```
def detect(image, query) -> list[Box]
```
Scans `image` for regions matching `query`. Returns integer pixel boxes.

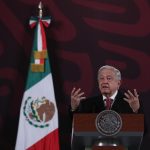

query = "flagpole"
[38,1,43,18]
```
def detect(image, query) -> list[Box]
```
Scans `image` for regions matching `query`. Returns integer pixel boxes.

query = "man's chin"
[101,91,111,95]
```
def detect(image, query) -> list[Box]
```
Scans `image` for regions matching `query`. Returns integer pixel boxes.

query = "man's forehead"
[100,69,115,75]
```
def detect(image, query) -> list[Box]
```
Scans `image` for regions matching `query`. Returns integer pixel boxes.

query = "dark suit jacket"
[75,90,133,114]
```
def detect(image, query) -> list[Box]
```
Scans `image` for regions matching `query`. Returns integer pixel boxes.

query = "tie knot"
[104,98,112,101]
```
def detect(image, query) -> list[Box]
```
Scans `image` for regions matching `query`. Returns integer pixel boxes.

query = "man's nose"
[104,77,109,82]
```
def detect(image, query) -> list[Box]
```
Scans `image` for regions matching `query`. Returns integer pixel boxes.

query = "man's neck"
[103,90,118,99]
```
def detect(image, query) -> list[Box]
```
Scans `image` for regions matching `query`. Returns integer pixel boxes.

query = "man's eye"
[107,77,112,81]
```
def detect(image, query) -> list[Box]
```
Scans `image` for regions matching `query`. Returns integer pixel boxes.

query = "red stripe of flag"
[27,129,60,150]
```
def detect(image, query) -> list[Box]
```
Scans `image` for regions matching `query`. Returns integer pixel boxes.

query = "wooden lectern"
[71,113,144,150]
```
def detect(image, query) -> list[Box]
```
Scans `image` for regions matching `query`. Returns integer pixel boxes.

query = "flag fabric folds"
[15,16,60,150]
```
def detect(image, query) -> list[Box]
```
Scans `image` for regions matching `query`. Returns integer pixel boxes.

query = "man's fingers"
[124,92,130,99]
[124,89,139,99]
[77,92,85,97]
[74,93,86,102]
[71,87,81,96]
[71,87,76,94]
[124,89,139,104]
[71,87,86,101]
[127,90,135,98]
[71,87,85,97]
[71,87,86,110]
[79,96,86,101]
[73,88,82,97]
[123,98,129,102]
[134,89,139,97]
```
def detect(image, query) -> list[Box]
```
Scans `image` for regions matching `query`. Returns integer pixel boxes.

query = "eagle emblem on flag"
[23,97,55,128]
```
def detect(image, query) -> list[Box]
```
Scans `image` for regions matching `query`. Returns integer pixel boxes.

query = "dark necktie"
[105,98,112,110]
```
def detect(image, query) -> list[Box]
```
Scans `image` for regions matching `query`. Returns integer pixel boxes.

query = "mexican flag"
[15,16,60,150]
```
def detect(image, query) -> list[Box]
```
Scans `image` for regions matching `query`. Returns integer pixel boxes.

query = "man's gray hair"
[98,65,121,81]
